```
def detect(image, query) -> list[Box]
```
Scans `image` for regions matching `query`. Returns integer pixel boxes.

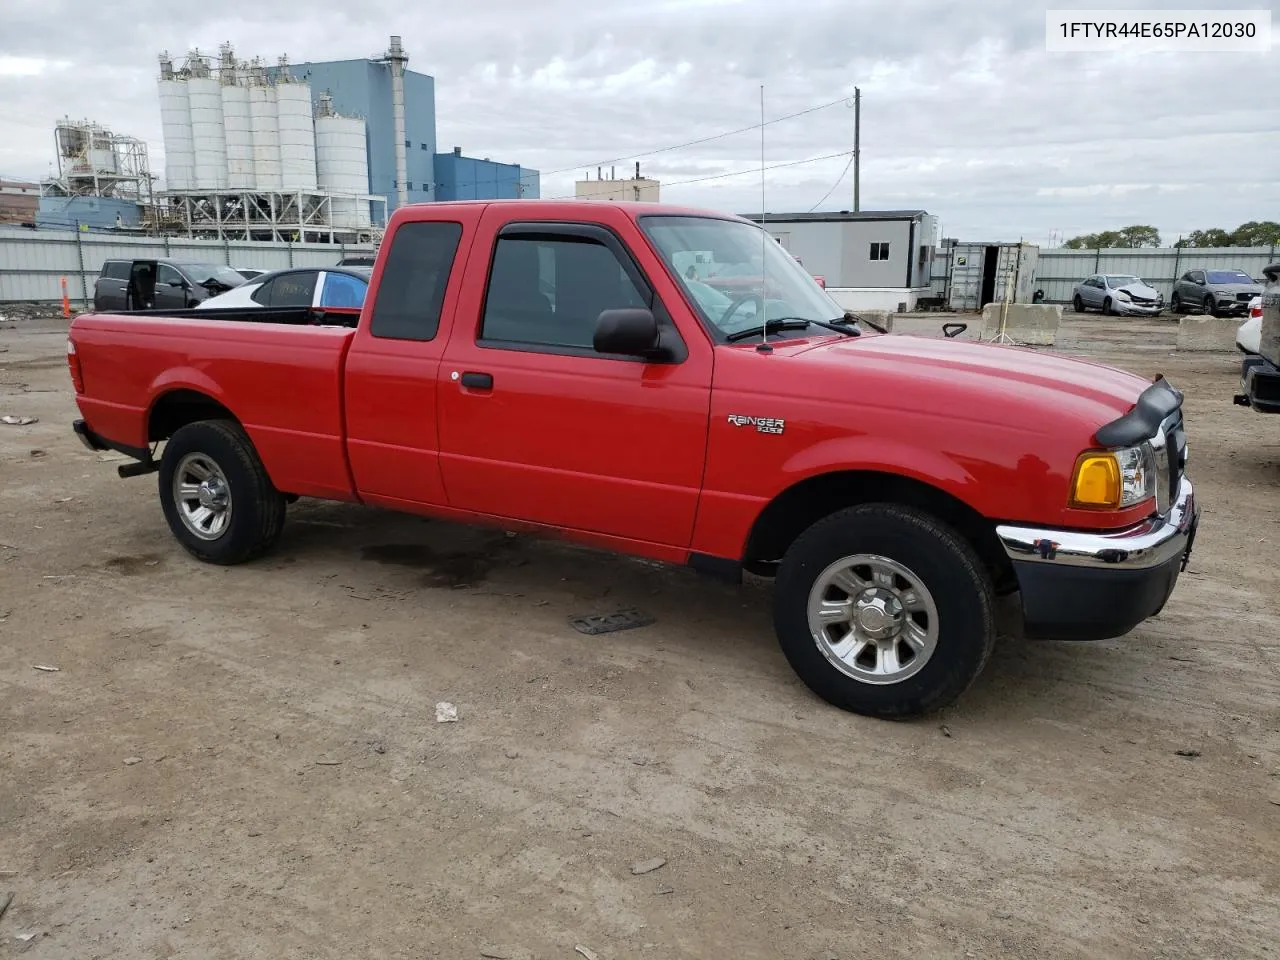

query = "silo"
[315,107,370,228]
[276,81,317,191]
[187,75,228,190]
[248,81,281,190]
[157,78,195,191]
[221,82,254,189]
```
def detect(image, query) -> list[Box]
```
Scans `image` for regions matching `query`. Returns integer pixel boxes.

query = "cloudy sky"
[1,0,1276,244]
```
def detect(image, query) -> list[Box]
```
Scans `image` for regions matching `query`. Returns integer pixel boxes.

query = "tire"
[158,419,286,565]
[1203,296,1216,317]
[1170,293,1181,313]
[773,504,995,719]
[1102,297,1113,315]
[1072,293,1084,313]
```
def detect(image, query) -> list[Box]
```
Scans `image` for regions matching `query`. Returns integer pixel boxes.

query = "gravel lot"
[1,311,1278,960]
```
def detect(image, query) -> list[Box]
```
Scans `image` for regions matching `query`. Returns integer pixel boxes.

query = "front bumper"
[1114,301,1163,316]
[1213,301,1250,316]
[996,476,1199,641]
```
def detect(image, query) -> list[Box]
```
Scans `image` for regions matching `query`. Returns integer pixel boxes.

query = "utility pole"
[853,87,861,213]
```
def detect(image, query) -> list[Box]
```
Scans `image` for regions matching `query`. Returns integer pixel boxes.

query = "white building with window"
[741,210,939,311]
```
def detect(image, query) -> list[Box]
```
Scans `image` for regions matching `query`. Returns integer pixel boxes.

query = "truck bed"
[71,311,359,501]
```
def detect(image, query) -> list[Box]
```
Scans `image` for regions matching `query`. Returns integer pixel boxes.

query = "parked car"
[1170,268,1262,317]
[197,267,371,316]
[93,259,246,312]
[67,199,1199,720]
[1236,296,1263,354]
[336,254,376,267]
[1071,274,1163,316]
[235,268,266,281]
[1234,265,1280,414]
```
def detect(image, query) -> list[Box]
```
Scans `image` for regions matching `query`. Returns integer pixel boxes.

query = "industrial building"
[150,36,539,242]
[743,210,940,311]
[280,44,538,207]
[575,164,660,202]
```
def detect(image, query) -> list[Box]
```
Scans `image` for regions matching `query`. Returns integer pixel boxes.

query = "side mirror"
[594,308,660,357]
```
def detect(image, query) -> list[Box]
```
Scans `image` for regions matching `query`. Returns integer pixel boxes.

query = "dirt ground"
[1,310,1278,960]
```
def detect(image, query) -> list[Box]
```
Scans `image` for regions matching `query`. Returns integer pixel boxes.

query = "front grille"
[1237,292,1254,302]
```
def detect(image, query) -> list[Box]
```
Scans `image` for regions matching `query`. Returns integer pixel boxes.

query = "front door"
[436,211,713,548]
[153,264,190,309]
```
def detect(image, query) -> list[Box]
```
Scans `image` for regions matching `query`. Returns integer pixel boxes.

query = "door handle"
[459,371,494,390]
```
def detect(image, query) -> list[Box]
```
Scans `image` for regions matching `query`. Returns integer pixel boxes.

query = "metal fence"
[1026,246,1277,304]
[0,227,375,305]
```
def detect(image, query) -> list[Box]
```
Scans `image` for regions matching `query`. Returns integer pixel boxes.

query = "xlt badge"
[727,414,785,435]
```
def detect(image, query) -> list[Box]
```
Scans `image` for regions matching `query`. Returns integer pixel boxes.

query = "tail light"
[67,338,84,393]
[1250,302,1263,320]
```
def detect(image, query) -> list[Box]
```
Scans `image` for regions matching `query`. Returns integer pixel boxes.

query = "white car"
[1237,295,1263,354]
[197,266,371,313]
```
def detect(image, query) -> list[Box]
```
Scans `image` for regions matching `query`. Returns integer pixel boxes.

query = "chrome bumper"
[996,476,1197,571]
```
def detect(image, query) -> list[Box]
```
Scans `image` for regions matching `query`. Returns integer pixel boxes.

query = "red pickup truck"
[67,200,1199,719]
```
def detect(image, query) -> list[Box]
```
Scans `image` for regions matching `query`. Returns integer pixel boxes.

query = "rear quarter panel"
[70,314,357,500]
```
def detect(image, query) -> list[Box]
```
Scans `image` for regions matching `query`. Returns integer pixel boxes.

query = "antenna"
[758,84,771,354]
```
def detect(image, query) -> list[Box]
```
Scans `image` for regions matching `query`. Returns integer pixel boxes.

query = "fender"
[776,435,985,512]
[147,366,234,420]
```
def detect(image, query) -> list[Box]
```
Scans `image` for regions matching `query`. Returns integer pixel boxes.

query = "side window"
[268,271,318,307]
[480,236,648,350]
[369,221,464,341]
[1190,270,1205,284]
[102,261,130,280]
[250,279,274,306]
[156,264,183,286]
[320,272,367,309]
[869,242,890,261]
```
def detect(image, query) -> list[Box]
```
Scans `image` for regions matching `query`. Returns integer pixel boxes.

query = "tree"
[1178,228,1233,248]
[1229,221,1280,247]
[1064,225,1161,249]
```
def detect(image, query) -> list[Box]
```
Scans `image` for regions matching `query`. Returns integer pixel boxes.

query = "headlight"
[1115,290,1132,301]
[1070,444,1157,509]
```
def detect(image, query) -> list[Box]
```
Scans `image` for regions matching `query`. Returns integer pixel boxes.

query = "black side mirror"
[594,308,660,358]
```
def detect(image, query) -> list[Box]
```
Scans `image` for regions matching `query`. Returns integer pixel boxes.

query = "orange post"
[60,277,71,318]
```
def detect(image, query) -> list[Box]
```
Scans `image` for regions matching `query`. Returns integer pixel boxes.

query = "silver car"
[1171,268,1263,317]
[1071,273,1164,316]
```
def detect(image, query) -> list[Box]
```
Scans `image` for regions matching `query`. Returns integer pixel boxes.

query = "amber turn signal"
[1070,452,1121,509]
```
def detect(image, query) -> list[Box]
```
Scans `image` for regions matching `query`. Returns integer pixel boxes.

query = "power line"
[807,150,856,212]
[538,92,855,177]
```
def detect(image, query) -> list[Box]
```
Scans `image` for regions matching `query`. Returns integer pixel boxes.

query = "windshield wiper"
[724,316,860,343]
[833,310,888,334]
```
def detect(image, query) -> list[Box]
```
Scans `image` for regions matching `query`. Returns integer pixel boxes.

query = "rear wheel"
[158,419,286,565]
[773,504,995,719]
[1072,293,1084,313]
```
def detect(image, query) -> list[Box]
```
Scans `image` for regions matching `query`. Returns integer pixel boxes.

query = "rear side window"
[101,261,130,280]
[268,272,318,307]
[369,221,464,341]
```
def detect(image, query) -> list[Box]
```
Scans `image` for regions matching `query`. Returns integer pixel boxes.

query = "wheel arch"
[147,388,241,444]
[743,469,1015,592]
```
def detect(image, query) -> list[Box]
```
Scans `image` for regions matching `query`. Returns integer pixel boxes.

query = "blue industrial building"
[281,56,538,219]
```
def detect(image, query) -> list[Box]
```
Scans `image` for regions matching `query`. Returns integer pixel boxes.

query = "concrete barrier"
[851,309,893,333]
[1176,315,1241,352]
[979,303,1061,346]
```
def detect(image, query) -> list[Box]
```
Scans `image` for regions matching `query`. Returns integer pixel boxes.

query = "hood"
[1117,282,1159,299]
[789,333,1151,439]
[1212,282,1263,294]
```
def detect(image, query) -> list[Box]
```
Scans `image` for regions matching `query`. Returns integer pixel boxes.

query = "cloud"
[1,0,1277,244]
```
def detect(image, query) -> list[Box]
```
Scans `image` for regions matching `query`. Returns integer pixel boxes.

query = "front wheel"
[1102,297,1113,315]
[1170,293,1182,313]
[773,504,995,719]
[158,419,286,564]
[1203,296,1216,317]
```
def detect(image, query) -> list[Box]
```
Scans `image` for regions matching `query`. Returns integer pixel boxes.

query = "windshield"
[176,263,246,288]
[1106,275,1142,287]
[1207,270,1254,285]
[639,215,843,338]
